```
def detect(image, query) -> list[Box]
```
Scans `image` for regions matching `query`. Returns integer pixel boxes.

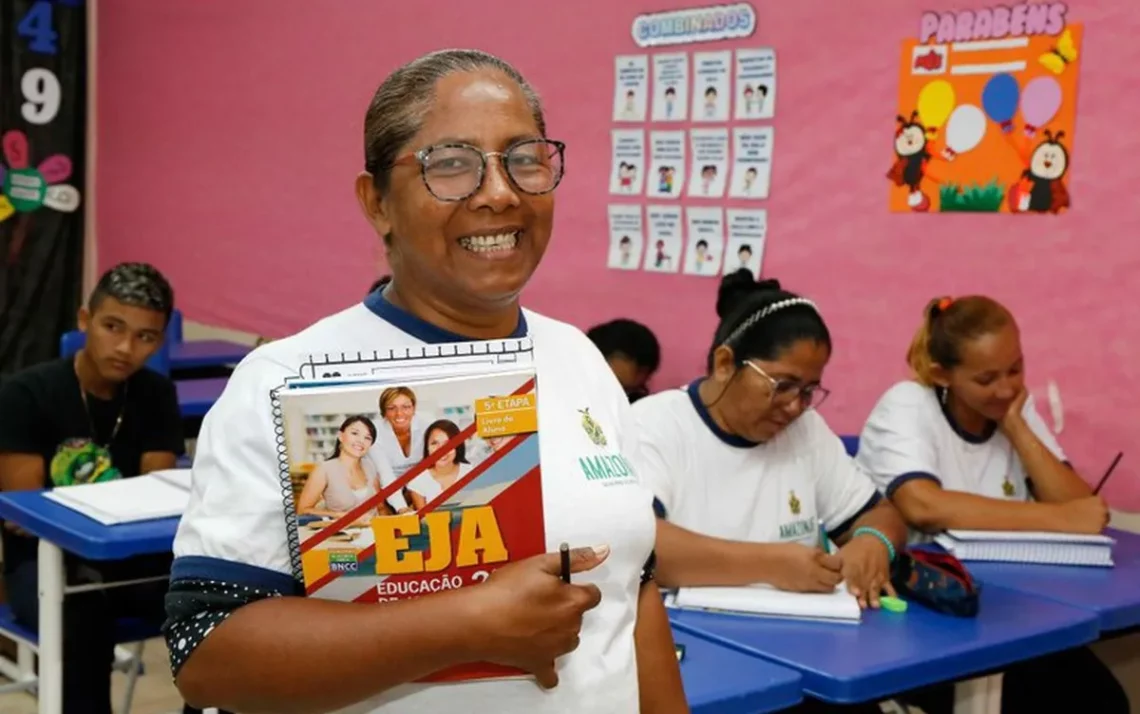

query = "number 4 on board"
[18,1,59,56]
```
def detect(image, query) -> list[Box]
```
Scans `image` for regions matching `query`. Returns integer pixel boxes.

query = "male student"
[586,318,661,403]
[0,263,204,714]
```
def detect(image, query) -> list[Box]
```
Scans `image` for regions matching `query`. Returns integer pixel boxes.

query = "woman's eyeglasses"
[745,361,830,410]
[394,139,566,202]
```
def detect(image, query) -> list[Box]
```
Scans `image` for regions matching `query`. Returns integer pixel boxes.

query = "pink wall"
[97,1,1140,508]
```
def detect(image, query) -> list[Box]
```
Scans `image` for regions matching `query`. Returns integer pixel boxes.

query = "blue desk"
[0,491,181,714]
[0,490,179,561]
[176,377,228,417]
[169,339,250,371]
[960,529,1140,633]
[674,629,802,713]
[670,584,1098,704]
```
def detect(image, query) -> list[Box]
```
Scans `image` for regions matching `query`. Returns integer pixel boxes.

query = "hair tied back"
[931,296,953,320]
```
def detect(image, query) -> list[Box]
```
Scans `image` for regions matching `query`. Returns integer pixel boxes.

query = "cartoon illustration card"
[888,6,1081,214]
[687,128,729,198]
[683,207,725,277]
[613,55,649,122]
[651,52,689,122]
[606,205,645,271]
[643,205,683,274]
[609,129,645,195]
[725,209,767,278]
[647,131,686,199]
[734,49,776,120]
[691,51,731,122]
[728,127,773,199]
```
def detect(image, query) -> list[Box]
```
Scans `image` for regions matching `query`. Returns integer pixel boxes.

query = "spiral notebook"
[934,529,1115,567]
[667,583,862,623]
[273,338,545,683]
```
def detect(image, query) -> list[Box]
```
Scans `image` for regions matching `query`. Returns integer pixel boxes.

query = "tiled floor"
[0,637,186,714]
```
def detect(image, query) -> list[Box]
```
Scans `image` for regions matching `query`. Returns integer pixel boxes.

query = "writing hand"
[1054,496,1109,535]
[768,543,843,593]
[474,545,609,689]
[838,535,895,609]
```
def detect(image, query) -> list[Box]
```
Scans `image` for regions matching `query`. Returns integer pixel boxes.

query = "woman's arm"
[176,589,485,713]
[833,499,907,551]
[296,468,330,515]
[1002,402,1091,502]
[407,489,428,511]
[891,478,1068,532]
[654,519,835,591]
[634,581,688,714]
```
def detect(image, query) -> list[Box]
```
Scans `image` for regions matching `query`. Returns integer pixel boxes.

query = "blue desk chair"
[0,604,150,711]
[840,435,860,457]
[59,331,171,377]
[167,309,184,344]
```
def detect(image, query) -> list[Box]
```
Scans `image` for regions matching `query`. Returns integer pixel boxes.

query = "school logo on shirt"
[779,490,815,541]
[789,490,801,516]
[50,438,121,487]
[579,408,608,447]
[577,454,637,486]
[1002,480,1015,498]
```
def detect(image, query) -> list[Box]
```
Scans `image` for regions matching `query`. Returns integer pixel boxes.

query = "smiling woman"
[163,49,685,714]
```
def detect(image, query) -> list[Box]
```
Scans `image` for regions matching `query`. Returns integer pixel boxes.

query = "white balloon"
[944,104,986,154]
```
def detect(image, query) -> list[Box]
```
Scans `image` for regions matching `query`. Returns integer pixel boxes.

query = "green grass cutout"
[939,179,1005,212]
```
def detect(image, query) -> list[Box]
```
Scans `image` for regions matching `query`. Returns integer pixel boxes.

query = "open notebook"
[45,469,191,526]
[935,529,1115,567]
[667,583,861,623]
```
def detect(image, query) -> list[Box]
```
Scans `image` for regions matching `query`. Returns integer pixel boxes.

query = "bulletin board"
[889,5,1081,214]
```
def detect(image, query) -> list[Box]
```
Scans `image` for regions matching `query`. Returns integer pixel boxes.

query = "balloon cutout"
[1020,76,1062,137]
[982,73,1020,133]
[942,104,987,160]
[916,80,955,131]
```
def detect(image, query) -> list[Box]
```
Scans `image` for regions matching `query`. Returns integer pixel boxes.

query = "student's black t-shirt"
[0,358,185,573]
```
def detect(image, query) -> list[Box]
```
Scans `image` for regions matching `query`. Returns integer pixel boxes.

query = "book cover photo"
[276,368,545,682]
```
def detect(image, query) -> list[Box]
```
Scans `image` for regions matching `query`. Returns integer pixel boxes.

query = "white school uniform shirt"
[172,292,655,714]
[631,381,880,547]
[856,381,1066,540]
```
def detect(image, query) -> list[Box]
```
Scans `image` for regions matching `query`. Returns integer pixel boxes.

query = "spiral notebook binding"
[270,383,305,584]
[294,338,535,382]
[272,337,536,584]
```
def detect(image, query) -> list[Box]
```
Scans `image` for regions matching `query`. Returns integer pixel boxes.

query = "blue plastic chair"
[59,331,171,377]
[0,603,150,709]
[840,435,860,457]
[166,308,184,344]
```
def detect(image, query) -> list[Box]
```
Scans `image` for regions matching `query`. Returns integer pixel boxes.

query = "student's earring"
[940,387,948,405]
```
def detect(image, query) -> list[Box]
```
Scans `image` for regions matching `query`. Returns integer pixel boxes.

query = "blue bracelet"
[853,526,896,562]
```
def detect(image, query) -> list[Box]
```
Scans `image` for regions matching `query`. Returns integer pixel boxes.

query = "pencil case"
[890,548,980,618]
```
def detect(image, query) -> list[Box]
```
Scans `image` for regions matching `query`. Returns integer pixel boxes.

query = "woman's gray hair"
[363,49,546,193]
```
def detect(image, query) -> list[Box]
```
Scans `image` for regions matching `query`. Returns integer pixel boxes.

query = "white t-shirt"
[857,380,1066,509]
[172,294,655,714]
[409,463,474,502]
[631,381,880,547]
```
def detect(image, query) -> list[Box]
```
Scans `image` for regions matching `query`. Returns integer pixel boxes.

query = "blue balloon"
[982,73,1020,124]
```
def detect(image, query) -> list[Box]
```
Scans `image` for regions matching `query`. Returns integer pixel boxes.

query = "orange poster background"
[889,23,1082,214]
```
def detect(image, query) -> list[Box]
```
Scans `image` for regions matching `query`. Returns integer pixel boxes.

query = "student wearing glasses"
[633,271,907,616]
[165,49,684,714]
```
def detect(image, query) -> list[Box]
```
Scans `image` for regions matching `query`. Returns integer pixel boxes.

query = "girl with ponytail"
[857,295,1127,714]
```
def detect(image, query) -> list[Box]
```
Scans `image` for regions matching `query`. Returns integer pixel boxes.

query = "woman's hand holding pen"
[472,544,610,689]
[767,543,843,593]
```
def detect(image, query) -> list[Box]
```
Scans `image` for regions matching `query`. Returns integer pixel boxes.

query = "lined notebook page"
[45,469,192,526]
[670,583,861,623]
[936,529,1115,567]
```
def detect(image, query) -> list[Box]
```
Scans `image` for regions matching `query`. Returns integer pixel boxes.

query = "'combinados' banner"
[631,3,756,48]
